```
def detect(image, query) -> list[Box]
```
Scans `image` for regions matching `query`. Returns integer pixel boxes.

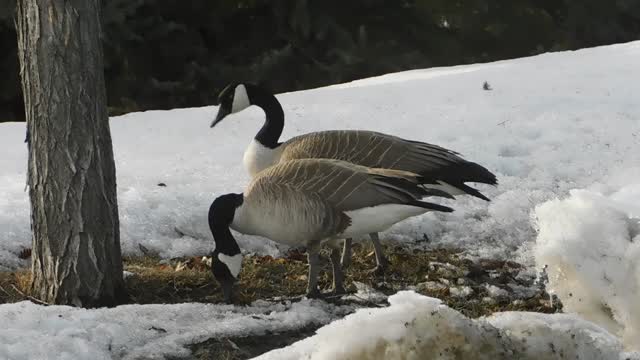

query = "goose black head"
[211,83,255,128]
[208,193,244,304]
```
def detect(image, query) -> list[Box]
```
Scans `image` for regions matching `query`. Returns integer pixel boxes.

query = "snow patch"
[534,185,640,351]
[1,42,639,268]
[0,299,352,360]
[256,291,636,360]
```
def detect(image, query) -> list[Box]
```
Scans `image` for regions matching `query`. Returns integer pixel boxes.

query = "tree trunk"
[16,0,127,307]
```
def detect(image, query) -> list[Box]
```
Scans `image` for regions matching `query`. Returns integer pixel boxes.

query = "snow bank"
[534,185,640,351]
[256,291,636,360]
[0,299,352,360]
[1,41,640,269]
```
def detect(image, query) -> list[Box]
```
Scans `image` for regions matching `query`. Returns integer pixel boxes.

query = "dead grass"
[1,244,560,317]
[0,244,562,359]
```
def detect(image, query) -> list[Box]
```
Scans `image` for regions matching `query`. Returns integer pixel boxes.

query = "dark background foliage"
[0,0,639,122]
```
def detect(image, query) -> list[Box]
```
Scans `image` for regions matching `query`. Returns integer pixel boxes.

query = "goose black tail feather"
[408,200,454,213]
[422,188,456,199]
[448,182,491,202]
[371,176,423,198]
[456,161,498,186]
[416,161,497,188]
[373,176,451,200]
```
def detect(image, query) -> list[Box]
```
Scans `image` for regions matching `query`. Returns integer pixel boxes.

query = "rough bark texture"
[16,0,127,307]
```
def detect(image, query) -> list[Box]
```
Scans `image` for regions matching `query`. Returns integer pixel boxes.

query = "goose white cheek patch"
[218,253,243,278]
[231,84,251,113]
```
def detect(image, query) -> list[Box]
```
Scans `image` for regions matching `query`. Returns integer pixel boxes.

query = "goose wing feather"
[279,130,496,186]
[254,159,441,212]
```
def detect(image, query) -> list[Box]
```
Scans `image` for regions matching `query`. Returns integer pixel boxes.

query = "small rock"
[201,256,212,267]
[122,271,135,279]
[450,286,474,298]
[482,297,496,305]
[436,268,456,278]
[439,278,450,285]
[18,248,32,260]
[175,261,189,272]
[342,281,387,303]
[376,281,392,290]
[506,283,540,299]
[485,284,509,298]
[429,262,463,278]
[457,278,466,285]
[431,261,458,270]
[138,244,152,256]
[416,281,448,292]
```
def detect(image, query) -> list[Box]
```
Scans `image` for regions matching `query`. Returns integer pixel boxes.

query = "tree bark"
[16,0,127,307]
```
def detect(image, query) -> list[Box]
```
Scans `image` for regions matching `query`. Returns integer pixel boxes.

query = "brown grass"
[0,244,562,360]
[1,244,560,317]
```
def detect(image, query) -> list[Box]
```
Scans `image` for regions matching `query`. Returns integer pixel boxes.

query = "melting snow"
[0,41,639,358]
[257,291,639,360]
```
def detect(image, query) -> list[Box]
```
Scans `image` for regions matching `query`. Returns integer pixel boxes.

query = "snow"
[534,186,640,351]
[257,291,638,360]
[0,298,353,360]
[0,41,639,358]
[1,42,639,270]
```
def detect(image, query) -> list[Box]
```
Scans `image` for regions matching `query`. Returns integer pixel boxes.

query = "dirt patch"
[168,325,318,360]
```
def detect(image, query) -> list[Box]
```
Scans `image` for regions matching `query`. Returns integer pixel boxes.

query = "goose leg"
[306,250,321,298]
[330,247,346,295]
[341,238,353,269]
[368,232,389,274]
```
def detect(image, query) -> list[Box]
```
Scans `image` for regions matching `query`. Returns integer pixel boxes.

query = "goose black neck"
[208,194,242,256]
[211,227,240,256]
[250,86,284,149]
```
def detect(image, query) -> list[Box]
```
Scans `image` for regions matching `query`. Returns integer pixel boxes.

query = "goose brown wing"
[254,159,450,212]
[281,130,495,183]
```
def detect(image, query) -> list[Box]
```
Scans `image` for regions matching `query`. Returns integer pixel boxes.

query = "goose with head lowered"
[211,83,497,273]
[208,158,454,303]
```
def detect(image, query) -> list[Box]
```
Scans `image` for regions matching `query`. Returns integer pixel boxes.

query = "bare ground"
[0,243,561,359]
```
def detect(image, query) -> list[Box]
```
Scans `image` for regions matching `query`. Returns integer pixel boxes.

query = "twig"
[0,285,12,298]
[264,294,305,303]
[10,284,50,306]
[347,293,386,308]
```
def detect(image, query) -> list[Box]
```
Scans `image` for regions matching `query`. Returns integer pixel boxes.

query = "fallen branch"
[10,284,50,306]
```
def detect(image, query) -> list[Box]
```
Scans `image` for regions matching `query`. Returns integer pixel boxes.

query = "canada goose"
[211,83,497,272]
[209,158,454,303]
